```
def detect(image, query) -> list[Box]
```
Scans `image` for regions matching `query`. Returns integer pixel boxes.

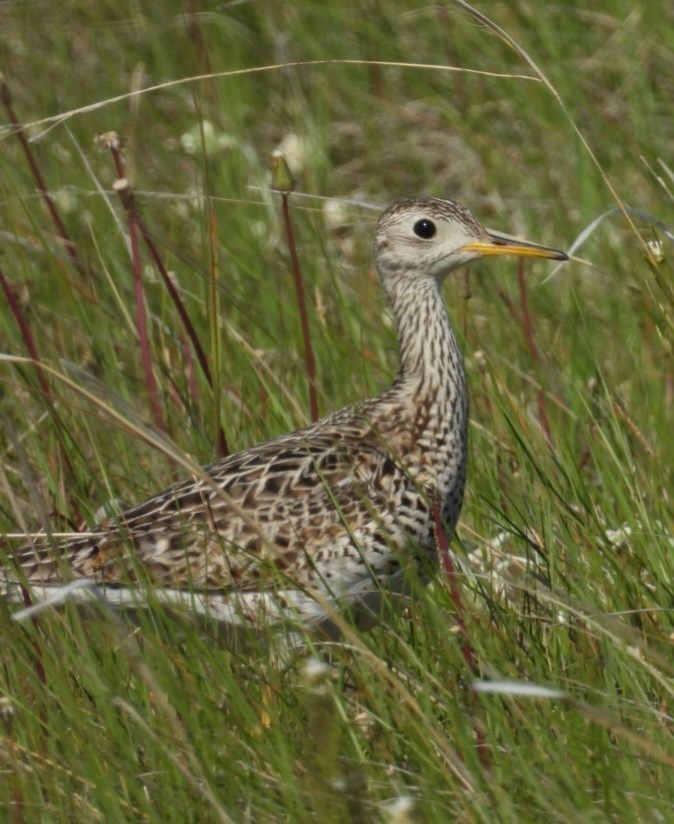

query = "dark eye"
[413,218,436,239]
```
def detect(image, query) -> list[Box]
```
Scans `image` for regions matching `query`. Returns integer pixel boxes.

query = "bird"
[1,197,567,637]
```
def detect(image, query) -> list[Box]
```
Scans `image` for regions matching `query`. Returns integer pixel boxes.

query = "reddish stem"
[180,331,199,414]
[433,504,490,768]
[114,179,167,434]
[280,193,319,422]
[0,266,80,515]
[20,587,47,690]
[105,139,228,455]
[109,143,126,179]
[0,266,50,399]
[517,261,553,448]
[497,275,553,449]
[0,77,86,278]
[496,287,519,326]
[139,219,215,386]
[434,504,476,672]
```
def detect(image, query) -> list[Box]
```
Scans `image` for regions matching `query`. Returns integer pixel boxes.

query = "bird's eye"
[413,219,436,239]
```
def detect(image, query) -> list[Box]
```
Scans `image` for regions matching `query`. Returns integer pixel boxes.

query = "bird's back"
[4,392,447,630]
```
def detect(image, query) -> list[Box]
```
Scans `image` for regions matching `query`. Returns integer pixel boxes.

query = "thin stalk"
[433,504,490,769]
[100,134,228,455]
[0,266,79,512]
[112,179,167,435]
[207,196,227,457]
[517,260,553,448]
[180,331,199,415]
[498,272,554,449]
[279,191,319,422]
[0,76,86,278]
[0,266,50,400]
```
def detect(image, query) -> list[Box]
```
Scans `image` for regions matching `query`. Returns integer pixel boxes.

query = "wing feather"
[8,422,406,594]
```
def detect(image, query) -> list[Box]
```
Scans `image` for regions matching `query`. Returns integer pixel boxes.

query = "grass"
[1,0,674,820]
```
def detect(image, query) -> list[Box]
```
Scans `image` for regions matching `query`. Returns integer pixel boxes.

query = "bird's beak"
[461,230,568,261]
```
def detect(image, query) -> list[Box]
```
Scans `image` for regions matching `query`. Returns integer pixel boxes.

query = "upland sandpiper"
[2,197,567,634]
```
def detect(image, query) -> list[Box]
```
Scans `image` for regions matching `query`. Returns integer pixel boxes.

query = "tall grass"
[1,1,674,820]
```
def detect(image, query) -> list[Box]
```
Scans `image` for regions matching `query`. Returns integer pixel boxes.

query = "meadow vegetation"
[1,1,674,820]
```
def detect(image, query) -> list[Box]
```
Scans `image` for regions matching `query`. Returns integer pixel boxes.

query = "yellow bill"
[462,230,568,261]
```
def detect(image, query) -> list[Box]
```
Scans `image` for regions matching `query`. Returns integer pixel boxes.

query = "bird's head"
[374,197,567,283]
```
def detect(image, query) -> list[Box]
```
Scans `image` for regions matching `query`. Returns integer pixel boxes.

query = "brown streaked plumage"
[2,197,567,634]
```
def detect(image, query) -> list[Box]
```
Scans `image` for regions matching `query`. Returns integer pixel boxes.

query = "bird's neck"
[378,272,468,522]
[385,274,466,407]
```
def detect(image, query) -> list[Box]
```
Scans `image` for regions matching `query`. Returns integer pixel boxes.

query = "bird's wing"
[8,426,402,593]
